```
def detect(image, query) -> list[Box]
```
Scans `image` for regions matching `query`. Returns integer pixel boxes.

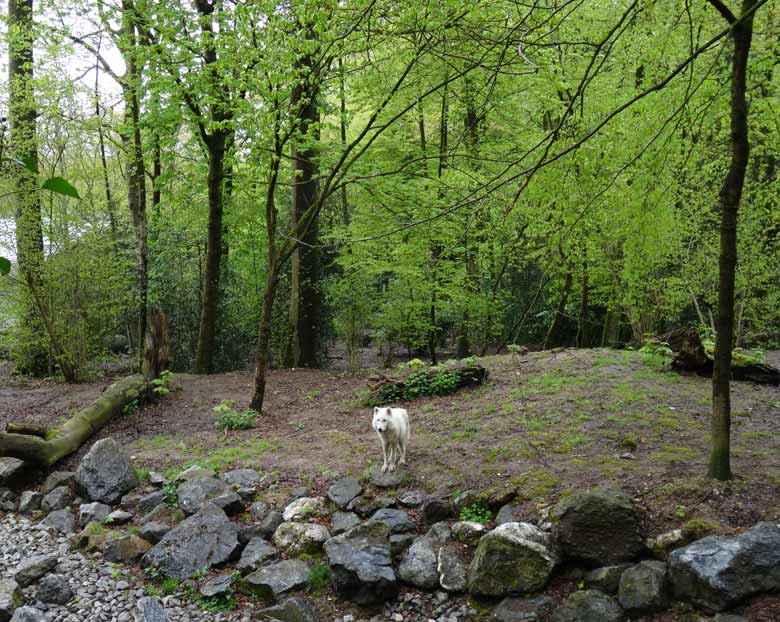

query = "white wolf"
[372,406,410,473]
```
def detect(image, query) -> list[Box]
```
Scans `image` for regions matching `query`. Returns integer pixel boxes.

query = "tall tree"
[707,0,759,481]
[285,15,323,369]
[8,0,48,375]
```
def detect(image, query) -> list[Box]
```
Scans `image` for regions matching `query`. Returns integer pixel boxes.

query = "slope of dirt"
[4,348,779,535]
[3,348,780,620]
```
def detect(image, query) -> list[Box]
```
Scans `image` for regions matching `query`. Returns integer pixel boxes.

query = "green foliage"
[122,399,140,417]
[152,370,174,396]
[212,400,257,432]
[163,481,179,509]
[308,562,332,592]
[459,502,492,525]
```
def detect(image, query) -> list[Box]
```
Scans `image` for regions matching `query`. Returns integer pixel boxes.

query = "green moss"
[682,518,721,539]
[511,470,561,501]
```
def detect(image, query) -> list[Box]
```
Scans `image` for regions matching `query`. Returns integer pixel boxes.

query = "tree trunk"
[250,266,280,412]
[544,269,573,349]
[195,130,228,374]
[8,0,48,376]
[708,0,757,481]
[577,256,590,347]
[119,0,148,371]
[286,44,322,369]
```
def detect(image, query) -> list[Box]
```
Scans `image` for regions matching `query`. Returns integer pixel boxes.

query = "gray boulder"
[75,439,138,504]
[273,522,331,555]
[106,510,133,525]
[258,596,320,622]
[79,502,111,528]
[331,512,361,535]
[369,464,406,488]
[0,458,26,489]
[390,534,416,558]
[245,559,310,600]
[420,497,453,524]
[141,503,239,579]
[102,534,151,563]
[282,497,329,522]
[222,468,264,488]
[174,465,213,482]
[139,521,170,545]
[398,490,426,507]
[42,471,74,494]
[41,486,73,513]
[618,560,669,615]
[492,595,556,622]
[438,544,467,592]
[38,509,76,534]
[9,608,46,622]
[550,488,643,565]
[199,573,234,597]
[236,537,278,573]
[346,496,383,517]
[222,469,264,500]
[0,579,23,622]
[584,564,632,595]
[14,554,58,587]
[452,521,487,545]
[398,535,439,590]
[370,508,415,534]
[0,489,14,512]
[668,522,780,611]
[35,574,72,605]
[177,477,243,515]
[496,504,523,526]
[327,477,362,508]
[324,520,397,604]
[552,590,624,622]
[138,491,167,515]
[17,491,42,514]
[259,511,285,538]
[467,522,558,596]
[136,596,168,622]
[249,501,270,522]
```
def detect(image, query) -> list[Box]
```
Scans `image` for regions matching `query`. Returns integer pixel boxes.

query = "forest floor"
[2,348,780,620]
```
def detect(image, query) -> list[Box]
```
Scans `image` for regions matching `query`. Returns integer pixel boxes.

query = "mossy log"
[0,374,149,467]
[367,362,489,405]
[1,307,170,467]
[667,327,779,386]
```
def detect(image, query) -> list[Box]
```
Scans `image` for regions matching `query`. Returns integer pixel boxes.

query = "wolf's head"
[372,406,393,433]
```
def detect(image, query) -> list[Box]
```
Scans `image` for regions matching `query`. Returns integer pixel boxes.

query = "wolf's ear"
[373,407,379,415]
[386,407,393,416]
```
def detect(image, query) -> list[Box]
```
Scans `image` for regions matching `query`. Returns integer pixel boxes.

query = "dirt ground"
[2,348,780,620]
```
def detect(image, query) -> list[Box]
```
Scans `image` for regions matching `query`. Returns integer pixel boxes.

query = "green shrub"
[152,370,174,396]
[308,562,332,592]
[212,399,257,431]
[459,502,492,525]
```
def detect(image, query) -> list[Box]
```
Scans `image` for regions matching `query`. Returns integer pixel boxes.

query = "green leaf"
[11,156,39,174]
[0,257,10,276]
[41,176,80,199]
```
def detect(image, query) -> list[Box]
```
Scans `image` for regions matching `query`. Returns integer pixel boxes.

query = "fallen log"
[366,361,489,405]
[0,306,171,467]
[0,374,149,466]
[665,327,779,386]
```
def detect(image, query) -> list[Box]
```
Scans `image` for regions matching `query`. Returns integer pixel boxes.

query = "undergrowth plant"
[459,502,492,525]
[212,399,257,432]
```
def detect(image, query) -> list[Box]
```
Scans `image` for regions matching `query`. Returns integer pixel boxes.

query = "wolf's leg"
[399,434,408,465]
[387,443,397,471]
[380,435,389,473]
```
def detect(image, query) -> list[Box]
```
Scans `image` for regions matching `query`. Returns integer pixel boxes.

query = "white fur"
[372,406,410,473]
